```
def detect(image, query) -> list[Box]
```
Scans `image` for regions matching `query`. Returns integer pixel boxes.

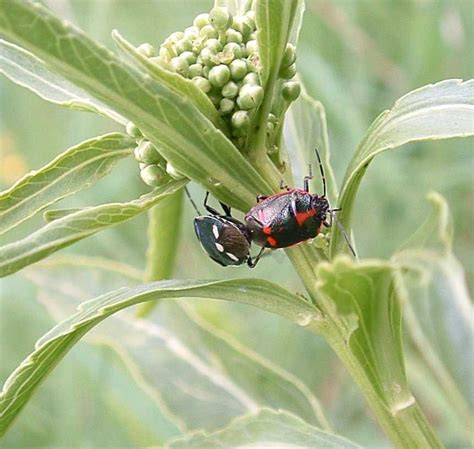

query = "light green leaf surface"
[332,79,474,255]
[284,86,338,204]
[394,193,473,436]
[0,133,134,237]
[256,0,300,86]
[0,180,186,278]
[26,256,330,431]
[166,408,362,449]
[0,276,319,437]
[0,0,270,210]
[0,39,126,124]
[316,258,411,414]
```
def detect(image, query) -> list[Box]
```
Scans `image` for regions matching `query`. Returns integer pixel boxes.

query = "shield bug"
[188,190,265,267]
[245,149,356,256]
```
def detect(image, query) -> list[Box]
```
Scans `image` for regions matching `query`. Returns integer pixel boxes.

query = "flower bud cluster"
[150,7,267,146]
[127,123,184,187]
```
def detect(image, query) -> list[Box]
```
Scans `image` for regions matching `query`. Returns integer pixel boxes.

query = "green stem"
[286,244,443,449]
[136,188,183,317]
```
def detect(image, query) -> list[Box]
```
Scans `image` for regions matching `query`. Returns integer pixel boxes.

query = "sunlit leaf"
[0,39,126,124]
[166,408,362,449]
[0,133,134,237]
[0,276,320,436]
[0,180,186,277]
[332,79,474,256]
[0,0,271,210]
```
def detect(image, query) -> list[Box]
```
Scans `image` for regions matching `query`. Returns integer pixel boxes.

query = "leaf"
[332,79,474,256]
[393,193,473,437]
[111,30,227,133]
[0,39,126,124]
[27,257,330,431]
[0,0,271,210]
[0,277,320,437]
[0,179,186,278]
[0,133,134,236]
[316,257,414,415]
[284,85,338,204]
[166,408,362,449]
[256,1,301,86]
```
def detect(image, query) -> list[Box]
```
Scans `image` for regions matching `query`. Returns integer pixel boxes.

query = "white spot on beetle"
[215,243,224,252]
[212,224,219,239]
[226,252,239,261]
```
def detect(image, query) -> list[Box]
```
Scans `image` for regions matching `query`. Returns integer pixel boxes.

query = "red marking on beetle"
[263,226,272,235]
[267,236,278,247]
[295,209,316,226]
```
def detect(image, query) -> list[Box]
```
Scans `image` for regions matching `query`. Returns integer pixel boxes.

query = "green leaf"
[111,30,227,133]
[256,1,301,86]
[27,256,330,431]
[0,180,186,278]
[0,39,126,124]
[166,408,362,449]
[0,133,134,237]
[284,85,338,204]
[0,0,271,210]
[394,193,473,438]
[316,258,412,414]
[0,277,319,437]
[332,79,474,256]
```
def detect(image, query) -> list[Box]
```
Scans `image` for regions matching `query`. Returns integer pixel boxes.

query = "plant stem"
[136,188,183,317]
[286,244,444,449]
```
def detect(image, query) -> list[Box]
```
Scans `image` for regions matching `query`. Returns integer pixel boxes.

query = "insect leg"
[247,246,266,268]
[203,191,222,216]
[303,163,313,192]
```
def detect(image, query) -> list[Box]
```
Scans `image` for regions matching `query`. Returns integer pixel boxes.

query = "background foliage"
[0,0,472,448]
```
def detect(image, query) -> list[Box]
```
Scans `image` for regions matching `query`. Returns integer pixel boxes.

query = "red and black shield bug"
[245,149,356,256]
[188,190,265,268]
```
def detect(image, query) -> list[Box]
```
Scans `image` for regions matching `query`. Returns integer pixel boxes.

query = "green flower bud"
[168,31,184,43]
[249,31,257,40]
[242,72,259,85]
[282,80,301,102]
[266,121,275,134]
[176,38,193,54]
[200,24,219,39]
[149,56,166,68]
[223,42,242,59]
[220,98,234,114]
[193,13,209,29]
[279,62,296,79]
[166,162,185,180]
[237,84,264,110]
[225,28,243,44]
[158,46,173,62]
[137,43,155,58]
[199,47,216,67]
[180,51,197,65]
[135,140,161,164]
[246,39,258,55]
[232,15,253,39]
[209,7,233,31]
[139,162,147,170]
[268,113,277,123]
[184,26,200,40]
[192,76,212,93]
[208,64,231,87]
[126,122,142,138]
[170,56,189,76]
[231,110,251,130]
[202,65,211,78]
[188,63,203,78]
[246,56,258,73]
[140,164,166,187]
[282,44,296,67]
[206,38,223,53]
[229,59,247,80]
[216,49,234,65]
[246,10,256,23]
[208,91,222,106]
[221,80,239,98]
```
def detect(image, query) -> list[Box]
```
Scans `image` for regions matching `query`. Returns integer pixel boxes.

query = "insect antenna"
[332,212,358,258]
[314,147,327,197]
[184,186,202,216]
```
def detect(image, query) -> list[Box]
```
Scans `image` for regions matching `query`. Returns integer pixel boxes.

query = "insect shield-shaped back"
[193,215,251,266]
[245,190,330,249]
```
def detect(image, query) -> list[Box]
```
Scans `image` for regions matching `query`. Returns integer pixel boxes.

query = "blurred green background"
[0,0,472,448]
